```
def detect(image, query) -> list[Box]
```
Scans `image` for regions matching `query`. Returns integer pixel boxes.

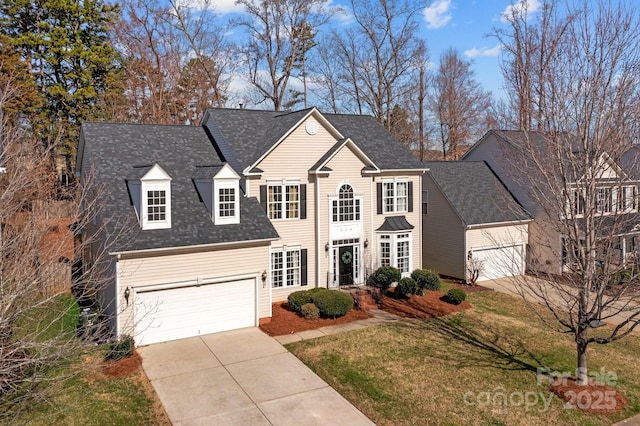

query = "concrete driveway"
[138,327,375,425]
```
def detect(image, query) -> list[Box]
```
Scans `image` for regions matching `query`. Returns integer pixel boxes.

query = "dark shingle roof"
[425,161,532,226]
[376,216,414,232]
[204,108,424,172]
[80,122,278,253]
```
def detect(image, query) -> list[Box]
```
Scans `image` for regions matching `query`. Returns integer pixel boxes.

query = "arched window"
[332,184,360,222]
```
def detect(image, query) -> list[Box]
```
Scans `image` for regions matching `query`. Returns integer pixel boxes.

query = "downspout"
[115,254,120,338]
[370,177,374,273]
[316,176,321,288]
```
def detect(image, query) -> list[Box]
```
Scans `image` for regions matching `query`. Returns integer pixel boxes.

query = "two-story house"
[462,130,640,275]
[76,107,425,345]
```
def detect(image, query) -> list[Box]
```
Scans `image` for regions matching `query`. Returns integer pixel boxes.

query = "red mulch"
[101,352,142,378]
[378,289,473,319]
[550,376,627,413]
[259,302,373,336]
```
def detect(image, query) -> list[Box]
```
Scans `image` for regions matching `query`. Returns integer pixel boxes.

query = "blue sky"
[209,0,540,101]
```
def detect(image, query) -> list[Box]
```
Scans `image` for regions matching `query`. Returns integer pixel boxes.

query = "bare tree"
[233,0,332,111]
[494,0,640,386]
[494,0,573,131]
[326,0,426,125]
[113,0,232,123]
[429,48,491,160]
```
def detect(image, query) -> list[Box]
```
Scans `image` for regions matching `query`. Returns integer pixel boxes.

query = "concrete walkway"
[139,327,375,426]
[274,309,401,345]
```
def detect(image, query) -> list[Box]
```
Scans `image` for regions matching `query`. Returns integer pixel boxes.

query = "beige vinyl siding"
[247,116,341,299]
[116,245,270,336]
[422,174,465,279]
[465,224,528,250]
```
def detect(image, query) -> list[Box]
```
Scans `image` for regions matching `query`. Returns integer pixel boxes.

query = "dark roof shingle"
[425,161,532,226]
[80,122,278,253]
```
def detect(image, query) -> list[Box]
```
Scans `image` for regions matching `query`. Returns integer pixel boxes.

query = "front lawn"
[7,293,169,425]
[287,288,640,425]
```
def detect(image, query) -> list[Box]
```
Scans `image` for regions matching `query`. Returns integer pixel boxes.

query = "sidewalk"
[273,309,401,345]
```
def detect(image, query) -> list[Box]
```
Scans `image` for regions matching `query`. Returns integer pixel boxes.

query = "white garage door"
[473,245,525,282]
[134,278,256,346]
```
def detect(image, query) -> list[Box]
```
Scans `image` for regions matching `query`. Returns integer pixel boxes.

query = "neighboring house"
[462,130,640,275]
[76,107,425,345]
[422,161,532,282]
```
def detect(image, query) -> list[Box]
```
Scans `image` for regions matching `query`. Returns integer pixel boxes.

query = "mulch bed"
[259,302,373,336]
[378,288,473,319]
[549,376,627,414]
[102,352,142,378]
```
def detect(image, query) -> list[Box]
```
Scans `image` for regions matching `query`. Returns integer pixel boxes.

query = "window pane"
[383,182,394,213]
[338,184,355,222]
[380,235,391,266]
[286,250,300,286]
[396,182,407,212]
[147,190,166,221]
[271,252,283,288]
[286,185,299,219]
[268,185,282,219]
[219,187,235,217]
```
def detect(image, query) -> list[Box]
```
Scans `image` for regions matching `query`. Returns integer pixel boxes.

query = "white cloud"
[500,0,540,23]
[423,0,452,29]
[464,44,502,58]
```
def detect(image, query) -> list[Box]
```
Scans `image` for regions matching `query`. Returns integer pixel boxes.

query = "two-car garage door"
[473,244,525,282]
[134,278,256,346]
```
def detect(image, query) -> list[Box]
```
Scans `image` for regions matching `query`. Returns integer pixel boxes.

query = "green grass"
[288,288,640,425]
[5,293,168,425]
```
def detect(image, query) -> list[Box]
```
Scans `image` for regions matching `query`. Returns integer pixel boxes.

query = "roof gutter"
[465,219,533,230]
[109,236,279,257]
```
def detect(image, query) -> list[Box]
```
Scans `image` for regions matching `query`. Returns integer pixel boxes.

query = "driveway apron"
[139,327,375,426]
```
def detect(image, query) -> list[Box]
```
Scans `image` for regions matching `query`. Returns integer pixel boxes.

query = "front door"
[339,246,354,285]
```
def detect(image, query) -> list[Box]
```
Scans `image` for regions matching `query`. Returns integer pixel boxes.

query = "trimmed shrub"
[396,277,419,297]
[369,266,401,293]
[312,290,354,318]
[308,287,331,298]
[300,303,320,320]
[288,290,312,312]
[105,335,134,361]
[411,269,441,292]
[446,288,467,305]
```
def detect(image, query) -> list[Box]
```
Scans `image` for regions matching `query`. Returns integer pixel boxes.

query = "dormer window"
[127,164,172,230]
[141,165,172,230]
[193,163,241,225]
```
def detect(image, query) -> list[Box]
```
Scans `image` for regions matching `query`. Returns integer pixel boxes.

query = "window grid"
[269,184,300,220]
[397,234,410,273]
[286,250,300,286]
[383,182,395,213]
[380,235,391,266]
[147,190,166,221]
[271,248,301,288]
[271,251,284,287]
[396,182,408,212]
[268,185,283,219]
[286,185,299,219]
[218,187,235,217]
[597,188,612,213]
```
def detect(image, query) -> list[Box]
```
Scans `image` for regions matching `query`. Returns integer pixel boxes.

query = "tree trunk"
[576,325,589,385]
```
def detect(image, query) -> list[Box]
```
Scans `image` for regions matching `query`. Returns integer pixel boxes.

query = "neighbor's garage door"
[473,245,525,282]
[134,278,256,346]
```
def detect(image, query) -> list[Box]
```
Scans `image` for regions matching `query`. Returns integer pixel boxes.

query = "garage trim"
[132,272,261,345]
[470,243,526,281]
